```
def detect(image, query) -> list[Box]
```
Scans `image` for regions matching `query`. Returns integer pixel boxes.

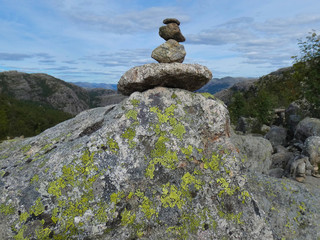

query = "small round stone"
[163,18,180,25]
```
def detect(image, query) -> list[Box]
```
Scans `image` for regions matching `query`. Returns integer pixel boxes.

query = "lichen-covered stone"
[151,39,186,63]
[0,87,274,239]
[117,63,212,95]
[1,87,319,239]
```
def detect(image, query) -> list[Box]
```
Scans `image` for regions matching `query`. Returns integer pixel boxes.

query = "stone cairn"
[151,18,186,63]
[117,18,212,96]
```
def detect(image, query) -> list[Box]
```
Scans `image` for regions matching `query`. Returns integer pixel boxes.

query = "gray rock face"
[303,136,320,176]
[151,39,186,63]
[231,134,273,174]
[117,63,212,95]
[0,87,277,239]
[265,126,287,148]
[285,100,311,137]
[270,151,294,169]
[295,117,320,141]
[247,173,320,240]
[159,23,185,42]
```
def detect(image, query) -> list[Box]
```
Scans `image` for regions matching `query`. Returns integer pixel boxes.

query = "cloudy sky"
[1,0,320,84]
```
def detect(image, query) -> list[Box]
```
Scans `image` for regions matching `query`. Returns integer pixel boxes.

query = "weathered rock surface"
[265,126,287,148]
[230,134,273,174]
[303,136,320,176]
[294,117,320,142]
[247,173,320,240]
[270,151,294,169]
[1,87,320,239]
[159,23,185,42]
[151,39,186,63]
[117,63,212,95]
[0,87,276,239]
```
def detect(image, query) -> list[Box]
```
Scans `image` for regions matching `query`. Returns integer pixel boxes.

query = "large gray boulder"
[303,136,320,176]
[285,100,311,137]
[151,39,186,63]
[265,126,287,148]
[230,134,273,174]
[117,63,212,95]
[0,87,273,239]
[294,117,320,142]
[1,87,319,239]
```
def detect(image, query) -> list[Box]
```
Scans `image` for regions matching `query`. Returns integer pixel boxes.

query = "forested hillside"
[0,93,72,140]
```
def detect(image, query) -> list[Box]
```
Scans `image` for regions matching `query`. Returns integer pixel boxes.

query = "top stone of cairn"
[163,18,180,25]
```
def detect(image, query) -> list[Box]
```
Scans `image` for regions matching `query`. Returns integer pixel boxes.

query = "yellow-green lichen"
[181,145,193,159]
[110,191,125,204]
[181,172,203,193]
[218,210,243,224]
[130,99,140,107]
[30,174,39,184]
[161,183,185,209]
[201,92,215,100]
[171,123,186,140]
[125,109,138,120]
[21,145,31,153]
[105,137,119,154]
[121,208,136,226]
[29,197,45,216]
[203,153,221,171]
[35,227,51,239]
[121,127,137,148]
[19,212,30,222]
[0,202,15,215]
[135,189,158,219]
[216,177,239,197]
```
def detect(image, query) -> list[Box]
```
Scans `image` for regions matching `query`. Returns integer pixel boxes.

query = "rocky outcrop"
[1,87,319,239]
[0,87,276,239]
[117,63,212,95]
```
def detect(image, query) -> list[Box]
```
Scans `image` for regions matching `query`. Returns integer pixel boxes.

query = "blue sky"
[1,0,320,84]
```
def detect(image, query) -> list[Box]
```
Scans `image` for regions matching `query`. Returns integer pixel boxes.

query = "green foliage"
[228,32,320,127]
[293,31,320,116]
[0,93,72,141]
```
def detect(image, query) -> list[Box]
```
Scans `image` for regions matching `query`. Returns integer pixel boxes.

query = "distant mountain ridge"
[197,76,257,94]
[70,81,118,91]
[0,71,126,140]
[0,71,125,115]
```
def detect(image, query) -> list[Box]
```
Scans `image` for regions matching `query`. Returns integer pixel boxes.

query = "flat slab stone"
[117,63,212,95]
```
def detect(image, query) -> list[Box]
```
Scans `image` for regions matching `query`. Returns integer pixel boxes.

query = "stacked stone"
[117,18,212,96]
[151,18,186,63]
